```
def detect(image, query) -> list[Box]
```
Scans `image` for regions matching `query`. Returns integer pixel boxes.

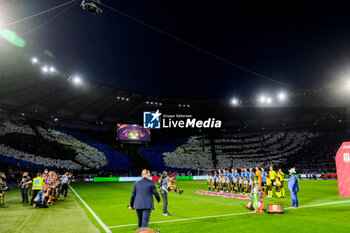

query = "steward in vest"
[30,173,44,205]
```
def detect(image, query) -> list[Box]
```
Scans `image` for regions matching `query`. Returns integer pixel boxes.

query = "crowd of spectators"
[0,120,107,170]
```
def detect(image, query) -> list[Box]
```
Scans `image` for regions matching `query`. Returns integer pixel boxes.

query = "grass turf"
[2,180,350,233]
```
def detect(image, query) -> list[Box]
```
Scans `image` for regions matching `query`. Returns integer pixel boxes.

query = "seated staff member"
[277,169,285,198]
[269,167,277,197]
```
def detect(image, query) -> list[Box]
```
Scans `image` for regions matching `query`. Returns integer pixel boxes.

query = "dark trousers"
[20,187,29,203]
[161,191,168,214]
[35,197,48,208]
[136,209,151,228]
[30,190,40,205]
[59,183,68,197]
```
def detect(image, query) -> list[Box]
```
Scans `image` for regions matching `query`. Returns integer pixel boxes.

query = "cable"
[19,1,79,36]
[5,0,77,27]
[100,2,292,87]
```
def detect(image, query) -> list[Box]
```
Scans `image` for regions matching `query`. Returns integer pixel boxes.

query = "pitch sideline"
[69,185,112,233]
[107,200,350,229]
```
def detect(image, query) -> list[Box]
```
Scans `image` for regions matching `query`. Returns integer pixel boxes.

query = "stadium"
[1,1,350,233]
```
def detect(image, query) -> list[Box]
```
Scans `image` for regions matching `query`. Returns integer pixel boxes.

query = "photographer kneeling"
[33,186,50,208]
[159,172,183,216]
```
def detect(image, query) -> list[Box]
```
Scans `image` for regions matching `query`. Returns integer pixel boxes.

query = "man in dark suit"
[128,169,160,228]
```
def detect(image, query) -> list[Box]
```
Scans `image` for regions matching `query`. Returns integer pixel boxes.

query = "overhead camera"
[81,0,103,16]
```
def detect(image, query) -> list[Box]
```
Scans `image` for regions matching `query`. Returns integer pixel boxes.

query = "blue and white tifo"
[143,110,162,129]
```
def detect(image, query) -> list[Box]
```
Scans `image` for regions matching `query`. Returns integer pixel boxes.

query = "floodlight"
[259,95,266,103]
[42,66,49,73]
[277,92,286,101]
[266,97,272,104]
[49,66,55,72]
[72,76,82,85]
[231,98,238,105]
[31,57,38,64]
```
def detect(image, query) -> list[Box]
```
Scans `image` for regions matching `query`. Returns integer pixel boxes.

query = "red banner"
[336,142,350,197]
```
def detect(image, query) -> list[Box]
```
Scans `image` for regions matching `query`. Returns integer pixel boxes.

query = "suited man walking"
[129,169,160,228]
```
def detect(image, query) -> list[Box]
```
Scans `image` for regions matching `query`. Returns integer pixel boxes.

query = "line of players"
[206,166,286,198]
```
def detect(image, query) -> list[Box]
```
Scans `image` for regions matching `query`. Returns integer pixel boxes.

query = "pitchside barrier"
[83,174,336,182]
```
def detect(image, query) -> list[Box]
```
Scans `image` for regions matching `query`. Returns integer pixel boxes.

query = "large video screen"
[116,124,151,142]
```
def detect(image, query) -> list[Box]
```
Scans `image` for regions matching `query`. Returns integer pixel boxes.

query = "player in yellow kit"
[269,166,277,197]
[266,174,273,197]
[275,177,282,198]
[277,169,285,198]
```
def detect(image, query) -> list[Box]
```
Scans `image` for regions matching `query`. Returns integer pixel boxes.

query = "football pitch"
[1,180,350,233]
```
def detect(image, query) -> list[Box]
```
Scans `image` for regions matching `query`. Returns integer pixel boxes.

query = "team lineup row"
[206,166,286,198]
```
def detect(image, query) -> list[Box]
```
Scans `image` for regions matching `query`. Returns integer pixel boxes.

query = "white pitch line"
[108,199,350,229]
[69,185,112,233]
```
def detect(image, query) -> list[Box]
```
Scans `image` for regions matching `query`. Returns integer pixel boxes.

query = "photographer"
[159,172,181,216]
[33,186,50,208]
[19,172,32,204]
[58,172,72,198]
[0,172,9,197]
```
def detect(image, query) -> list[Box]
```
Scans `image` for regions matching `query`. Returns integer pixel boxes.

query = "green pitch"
[2,180,350,233]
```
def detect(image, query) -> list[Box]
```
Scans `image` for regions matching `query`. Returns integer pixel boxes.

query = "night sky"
[2,1,350,98]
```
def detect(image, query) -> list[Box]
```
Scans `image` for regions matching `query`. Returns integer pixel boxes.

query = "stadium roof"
[0,47,349,126]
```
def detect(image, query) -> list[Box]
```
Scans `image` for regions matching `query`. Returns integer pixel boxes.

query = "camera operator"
[19,172,32,204]
[58,172,73,198]
[159,171,177,216]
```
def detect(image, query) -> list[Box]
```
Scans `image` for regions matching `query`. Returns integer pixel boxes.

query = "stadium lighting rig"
[72,76,82,85]
[231,98,239,106]
[41,66,49,73]
[266,97,272,104]
[259,95,266,103]
[277,92,286,101]
[31,57,38,64]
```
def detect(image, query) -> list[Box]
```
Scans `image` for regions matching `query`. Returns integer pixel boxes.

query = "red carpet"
[196,190,250,200]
